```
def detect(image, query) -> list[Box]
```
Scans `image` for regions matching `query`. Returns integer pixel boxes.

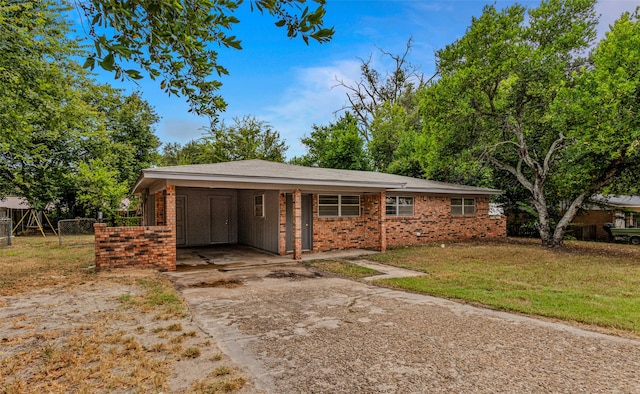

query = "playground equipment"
[12,209,57,237]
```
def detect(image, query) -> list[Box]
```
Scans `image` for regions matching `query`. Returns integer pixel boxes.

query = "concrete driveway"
[169,260,640,393]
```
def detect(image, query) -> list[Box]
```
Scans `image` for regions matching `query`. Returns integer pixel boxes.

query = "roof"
[133,159,501,195]
[0,197,30,210]
[593,195,640,208]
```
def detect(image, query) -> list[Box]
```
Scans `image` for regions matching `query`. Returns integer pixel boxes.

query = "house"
[570,195,640,241]
[0,197,31,233]
[94,160,506,271]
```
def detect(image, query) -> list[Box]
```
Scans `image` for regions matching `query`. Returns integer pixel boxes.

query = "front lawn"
[370,239,640,336]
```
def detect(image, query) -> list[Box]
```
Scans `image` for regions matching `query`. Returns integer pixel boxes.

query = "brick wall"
[385,195,506,248]
[311,194,505,252]
[94,223,176,271]
[571,209,614,240]
[94,185,177,271]
[312,193,384,252]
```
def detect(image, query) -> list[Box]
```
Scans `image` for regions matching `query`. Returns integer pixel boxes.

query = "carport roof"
[133,159,501,195]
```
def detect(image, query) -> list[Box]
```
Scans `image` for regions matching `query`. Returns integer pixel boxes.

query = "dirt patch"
[189,279,244,289]
[265,270,322,280]
[0,274,254,393]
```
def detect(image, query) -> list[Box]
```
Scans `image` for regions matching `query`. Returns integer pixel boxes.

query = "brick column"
[279,193,287,255]
[292,189,302,260]
[94,223,107,270]
[379,191,387,252]
[155,191,165,225]
[164,185,177,271]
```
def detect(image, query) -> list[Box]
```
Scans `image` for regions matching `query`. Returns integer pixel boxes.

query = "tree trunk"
[531,194,561,247]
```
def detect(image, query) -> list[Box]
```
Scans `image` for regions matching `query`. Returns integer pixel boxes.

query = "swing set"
[12,209,57,237]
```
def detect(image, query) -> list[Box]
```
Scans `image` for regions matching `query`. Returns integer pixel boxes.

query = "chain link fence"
[58,218,97,246]
[0,217,12,247]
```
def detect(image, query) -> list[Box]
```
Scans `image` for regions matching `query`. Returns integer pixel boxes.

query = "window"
[318,195,360,217]
[451,198,475,216]
[254,194,264,217]
[386,196,414,216]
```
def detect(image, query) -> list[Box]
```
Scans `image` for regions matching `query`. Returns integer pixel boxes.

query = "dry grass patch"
[190,376,247,393]
[0,236,95,296]
[0,236,250,393]
[2,318,172,392]
[370,239,640,336]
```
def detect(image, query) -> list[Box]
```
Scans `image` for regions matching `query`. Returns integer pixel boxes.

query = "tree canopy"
[158,116,288,166]
[295,0,639,246]
[0,0,160,220]
[75,0,334,117]
[425,0,639,246]
[291,113,371,170]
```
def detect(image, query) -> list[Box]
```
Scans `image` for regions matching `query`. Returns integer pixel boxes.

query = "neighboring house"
[0,197,30,233]
[94,160,506,271]
[571,195,640,240]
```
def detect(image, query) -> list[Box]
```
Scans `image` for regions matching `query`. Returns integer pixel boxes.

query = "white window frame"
[318,194,360,217]
[451,198,476,216]
[254,194,264,218]
[386,196,414,216]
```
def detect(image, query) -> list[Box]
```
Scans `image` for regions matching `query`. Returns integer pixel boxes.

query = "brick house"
[94,160,506,271]
[570,195,640,241]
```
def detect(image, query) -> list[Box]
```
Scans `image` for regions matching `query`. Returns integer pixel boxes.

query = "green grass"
[308,260,381,279]
[370,239,640,335]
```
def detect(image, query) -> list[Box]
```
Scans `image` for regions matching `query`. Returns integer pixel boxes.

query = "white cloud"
[258,59,363,158]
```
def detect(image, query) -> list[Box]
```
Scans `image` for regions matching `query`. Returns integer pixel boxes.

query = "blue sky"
[88,0,640,158]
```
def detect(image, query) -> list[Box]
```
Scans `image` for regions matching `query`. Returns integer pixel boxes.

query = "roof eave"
[387,187,502,195]
[135,171,406,191]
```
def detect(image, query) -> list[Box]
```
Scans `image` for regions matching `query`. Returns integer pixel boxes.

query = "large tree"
[74,0,334,116]
[159,116,288,165]
[430,0,640,246]
[335,39,424,137]
[200,116,288,163]
[0,0,161,219]
[0,0,95,209]
[292,113,371,170]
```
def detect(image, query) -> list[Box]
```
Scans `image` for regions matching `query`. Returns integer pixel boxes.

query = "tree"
[0,1,162,219]
[82,85,161,186]
[75,0,334,116]
[69,158,129,218]
[368,97,423,175]
[335,39,425,139]
[160,116,288,165]
[200,116,288,163]
[158,141,205,167]
[430,0,640,246]
[417,80,495,187]
[292,113,370,170]
[0,0,96,209]
[552,10,640,210]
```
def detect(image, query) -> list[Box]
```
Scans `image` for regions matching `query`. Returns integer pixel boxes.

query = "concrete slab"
[349,259,426,281]
[176,244,378,269]
[178,268,640,393]
[170,245,379,290]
